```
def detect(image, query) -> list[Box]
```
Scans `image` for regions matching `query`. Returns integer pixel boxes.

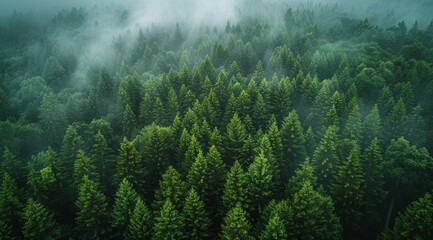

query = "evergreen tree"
[290,181,342,240]
[186,151,213,205]
[252,93,270,130]
[125,198,152,240]
[259,213,288,240]
[114,137,144,192]
[153,199,184,240]
[344,99,362,141]
[182,188,211,240]
[1,148,25,186]
[224,113,248,167]
[331,144,364,235]
[182,134,202,174]
[75,175,109,239]
[27,148,66,207]
[286,158,318,196]
[221,203,252,240]
[280,109,306,180]
[246,152,273,217]
[176,128,191,165]
[153,166,186,211]
[312,125,340,189]
[362,105,383,146]
[91,131,114,194]
[205,145,226,211]
[73,150,97,188]
[138,124,171,196]
[0,173,21,238]
[381,193,433,240]
[22,199,59,240]
[267,120,284,180]
[222,161,249,213]
[122,104,137,138]
[112,178,139,238]
[361,138,387,228]
[61,125,84,183]
[255,134,279,197]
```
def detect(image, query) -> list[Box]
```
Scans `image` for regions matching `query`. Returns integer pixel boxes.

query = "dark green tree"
[259,213,287,240]
[362,104,383,147]
[125,198,152,240]
[114,137,144,192]
[289,181,342,240]
[112,178,139,238]
[39,92,66,147]
[312,125,340,189]
[153,166,187,212]
[344,99,362,142]
[280,110,306,180]
[246,152,273,217]
[0,174,21,238]
[330,144,365,235]
[91,131,114,195]
[224,113,248,167]
[1,148,25,186]
[222,161,249,213]
[73,150,98,188]
[75,175,109,239]
[381,193,433,240]
[221,203,252,240]
[27,148,66,207]
[361,138,387,229]
[286,158,318,196]
[136,124,171,196]
[61,125,84,183]
[182,188,211,240]
[22,199,59,240]
[153,199,184,240]
[122,104,137,139]
[182,134,202,174]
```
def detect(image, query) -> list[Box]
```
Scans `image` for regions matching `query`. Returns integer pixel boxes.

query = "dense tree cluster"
[1,1,433,239]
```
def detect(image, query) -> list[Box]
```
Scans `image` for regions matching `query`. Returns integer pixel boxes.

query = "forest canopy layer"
[1,0,433,239]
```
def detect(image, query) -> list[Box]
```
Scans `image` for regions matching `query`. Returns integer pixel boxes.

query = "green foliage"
[259,213,288,240]
[73,150,98,188]
[125,198,152,240]
[114,137,144,193]
[1,148,25,186]
[153,166,186,211]
[246,151,274,217]
[22,199,60,240]
[221,203,252,240]
[384,137,433,193]
[182,188,211,240]
[91,131,114,194]
[75,176,109,239]
[0,174,21,237]
[153,199,184,240]
[312,125,340,189]
[330,144,365,234]
[27,147,66,205]
[223,161,249,213]
[112,178,139,238]
[381,193,433,240]
[286,158,318,196]
[362,138,387,227]
[2,3,433,239]
[290,181,342,240]
[280,109,306,179]
[61,125,84,181]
